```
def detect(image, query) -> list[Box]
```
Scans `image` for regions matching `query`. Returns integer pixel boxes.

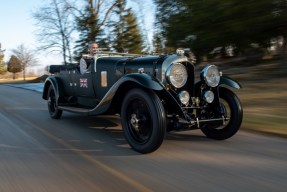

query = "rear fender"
[42,77,63,105]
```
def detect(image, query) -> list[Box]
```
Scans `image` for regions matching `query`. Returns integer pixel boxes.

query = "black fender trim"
[42,77,63,105]
[219,76,241,89]
[194,76,241,106]
[195,76,241,92]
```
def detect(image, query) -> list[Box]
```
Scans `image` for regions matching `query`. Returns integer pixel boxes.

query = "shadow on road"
[47,114,139,156]
[49,113,215,155]
[166,132,211,142]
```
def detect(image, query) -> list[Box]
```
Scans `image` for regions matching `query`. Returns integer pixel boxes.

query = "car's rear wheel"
[121,88,166,153]
[47,86,63,119]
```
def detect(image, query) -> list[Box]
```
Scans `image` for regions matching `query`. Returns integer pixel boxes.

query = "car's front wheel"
[121,88,166,153]
[200,87,243,140]
[47,86,63,119]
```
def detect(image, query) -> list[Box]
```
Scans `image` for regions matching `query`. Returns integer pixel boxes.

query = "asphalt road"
[0,85,286,192]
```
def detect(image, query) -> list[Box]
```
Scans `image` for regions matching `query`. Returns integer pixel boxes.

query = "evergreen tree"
[0,48,6,75]
[75,0,100,57]
[112,0,126,52]
[7,55,22,80]
[74,0,117,60]
[154,0,287,61]
[152,32,164,54]
[0,62,6,75]
[112,0,143,53]
[123,9,143,53]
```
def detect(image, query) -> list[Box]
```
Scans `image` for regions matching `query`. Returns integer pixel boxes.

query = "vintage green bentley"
[42,49,243,153]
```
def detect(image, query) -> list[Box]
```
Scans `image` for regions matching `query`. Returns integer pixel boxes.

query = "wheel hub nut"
[131,114,140,129]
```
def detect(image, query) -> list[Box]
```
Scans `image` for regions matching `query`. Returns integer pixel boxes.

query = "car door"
[70,63,96,98]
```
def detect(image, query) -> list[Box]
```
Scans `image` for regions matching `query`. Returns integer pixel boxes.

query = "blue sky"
[0,0,61,66]
[0,1,38,46]
[0,0,155,68]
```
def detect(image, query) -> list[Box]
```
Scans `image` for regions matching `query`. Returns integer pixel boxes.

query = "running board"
[58,106,93,114]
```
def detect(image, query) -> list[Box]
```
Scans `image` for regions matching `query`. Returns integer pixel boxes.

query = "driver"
[79,41,98,74]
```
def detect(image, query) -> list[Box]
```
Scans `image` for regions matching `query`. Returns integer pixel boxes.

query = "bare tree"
[12,44,38,80]
[33,0,75,64]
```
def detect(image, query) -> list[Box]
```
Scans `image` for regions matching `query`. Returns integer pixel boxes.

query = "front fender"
[219,76,242,89]
[121,73,185,116]
[104,73,165,103]
[89,73,185,117]
[88,73,164,115]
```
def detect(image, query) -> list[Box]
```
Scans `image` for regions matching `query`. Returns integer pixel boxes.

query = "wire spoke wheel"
[127,98,152,143]
[121,88,166,154]
[47,86,63,119]
[201,87,243,140]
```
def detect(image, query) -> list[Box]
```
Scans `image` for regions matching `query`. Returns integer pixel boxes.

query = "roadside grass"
[230,65,286,137]
[0,78,33,84]
[243,113,287,138]
[0,75,48,84]
[239,86,287,138]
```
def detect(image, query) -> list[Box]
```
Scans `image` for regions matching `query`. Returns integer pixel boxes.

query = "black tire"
[47,86,63,119]
[121,88,166,154]
[201,87,243,140]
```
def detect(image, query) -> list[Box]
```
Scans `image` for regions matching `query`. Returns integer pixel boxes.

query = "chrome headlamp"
[201,65,220,87]
[178,91,190,105]
[203,90,214,103]
[166,63,188,88]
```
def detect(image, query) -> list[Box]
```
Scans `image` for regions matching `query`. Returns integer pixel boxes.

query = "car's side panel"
[123,73,164,90]
[71,69,96,98]
[92,57,126,100]
[123,56,160,75]
[59,70,74,96]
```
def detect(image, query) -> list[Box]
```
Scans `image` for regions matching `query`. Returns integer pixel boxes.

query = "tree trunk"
[23,69,26,81]
[280,34,287,75]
